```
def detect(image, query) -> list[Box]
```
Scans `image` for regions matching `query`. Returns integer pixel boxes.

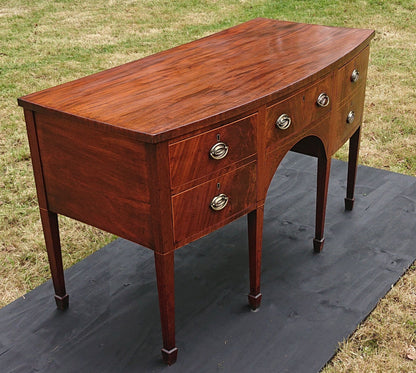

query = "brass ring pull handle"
[210,193,229,211]
[209,142,229,160]
[316,92,330,107]
[276,113,291,130]
[351,69,360,83]
[347,110,355,124]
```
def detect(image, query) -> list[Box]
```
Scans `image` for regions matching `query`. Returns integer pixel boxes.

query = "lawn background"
[1,0,415,371]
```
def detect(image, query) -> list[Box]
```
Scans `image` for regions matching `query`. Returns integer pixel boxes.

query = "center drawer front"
[172,161,256,245]
[265,73,334,151]
[169,114,257,188]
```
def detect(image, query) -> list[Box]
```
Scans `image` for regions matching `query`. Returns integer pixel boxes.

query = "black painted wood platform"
[1,153,415,373]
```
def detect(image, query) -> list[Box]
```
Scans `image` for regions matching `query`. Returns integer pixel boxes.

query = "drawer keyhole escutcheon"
[347,111,355,124]
[276,113,291,130]
[316,93,330,107]
[209,142,229,160]
[210,193,229,211]
[351,69,360,83]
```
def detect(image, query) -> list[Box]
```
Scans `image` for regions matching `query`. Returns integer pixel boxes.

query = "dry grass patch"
[0,6,29,18]
[323,266,416,372]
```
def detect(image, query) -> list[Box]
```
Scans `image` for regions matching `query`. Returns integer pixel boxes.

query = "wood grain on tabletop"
[18,18,374,143]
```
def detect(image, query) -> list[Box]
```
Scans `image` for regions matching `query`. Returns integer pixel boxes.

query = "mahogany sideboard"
[18,18,374,365]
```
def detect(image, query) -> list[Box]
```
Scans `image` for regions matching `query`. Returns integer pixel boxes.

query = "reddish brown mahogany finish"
[154,251,177,365]
[24,109,69,309]
[172,162,256,246]
[39,209,69,310]
[248,206,264,310]
[345,127,362,211]
[265,72,334,151]
[34,111,153,247]
[314,154,332,253]
[18,19,374,364]
[169,114,257,191]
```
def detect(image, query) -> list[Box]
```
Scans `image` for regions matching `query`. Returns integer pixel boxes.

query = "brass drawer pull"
[210,193,229,211]
[276,113,291,130]
[209,142,229,160]
[316,92,330,107]
[351,69,359,83]
[347,110,355,124]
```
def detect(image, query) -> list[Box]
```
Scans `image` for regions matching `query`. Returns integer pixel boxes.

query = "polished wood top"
[18,18,374,143]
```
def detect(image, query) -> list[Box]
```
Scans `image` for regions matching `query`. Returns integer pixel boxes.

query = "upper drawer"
[169,114,257,188]
[265,73,334,150]
[337,47,370,104]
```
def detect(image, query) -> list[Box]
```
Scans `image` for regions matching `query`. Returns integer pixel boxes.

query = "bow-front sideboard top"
[18,18,374,365]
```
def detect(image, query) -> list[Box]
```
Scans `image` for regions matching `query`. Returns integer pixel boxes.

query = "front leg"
[247,206,264,310]
[154,251,178,365]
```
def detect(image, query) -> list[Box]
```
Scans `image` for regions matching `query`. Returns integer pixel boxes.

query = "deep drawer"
[172,161,256,245]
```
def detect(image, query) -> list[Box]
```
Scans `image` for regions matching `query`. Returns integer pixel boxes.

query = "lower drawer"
[172,162,256,245]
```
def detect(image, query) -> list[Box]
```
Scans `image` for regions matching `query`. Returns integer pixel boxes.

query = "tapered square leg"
[154,251,177,365]
[247,206,264,310]
[314,154,331,253]
[345,127,361,211]
[39,208,69,310]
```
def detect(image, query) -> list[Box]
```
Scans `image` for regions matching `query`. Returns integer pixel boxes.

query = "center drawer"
[172,161,256,246]
[169,114,257,188]
[265,73,334,151]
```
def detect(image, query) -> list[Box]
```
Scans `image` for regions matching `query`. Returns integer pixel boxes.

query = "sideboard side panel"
[24,109,49,210]
[34,112,153,248]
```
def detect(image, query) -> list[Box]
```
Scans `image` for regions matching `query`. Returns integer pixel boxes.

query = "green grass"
[1,0,415,371]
